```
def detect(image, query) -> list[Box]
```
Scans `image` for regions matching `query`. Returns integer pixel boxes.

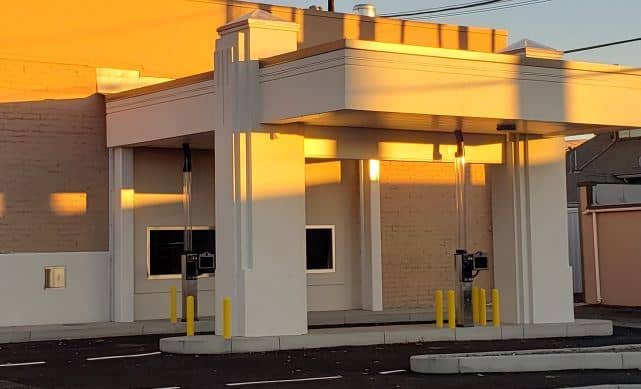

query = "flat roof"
[104,71,213,102]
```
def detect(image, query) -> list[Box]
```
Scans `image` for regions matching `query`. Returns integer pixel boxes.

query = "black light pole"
[328,0,335,12]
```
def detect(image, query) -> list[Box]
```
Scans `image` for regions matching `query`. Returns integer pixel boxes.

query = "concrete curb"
[0,309,434,344]
[410,343,641,374]
[159,319,613,355]
[0,319,216,344]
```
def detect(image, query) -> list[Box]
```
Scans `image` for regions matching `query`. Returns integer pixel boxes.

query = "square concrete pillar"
[359,160,383,311]
[111,147,134,322]
[491,135,574,324]
[214,11,307,337]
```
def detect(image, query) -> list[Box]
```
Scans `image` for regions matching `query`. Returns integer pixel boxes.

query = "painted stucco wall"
[380,161,493,308]
[580,187,641,306]
[0,252,110,326]
[133,148,215,320]
[305,160,362,311]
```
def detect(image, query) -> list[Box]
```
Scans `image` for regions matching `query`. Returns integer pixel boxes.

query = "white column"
[360,160,383,311]
[214,12,307,337]
[111,147,134,322]
[491,135,574,324]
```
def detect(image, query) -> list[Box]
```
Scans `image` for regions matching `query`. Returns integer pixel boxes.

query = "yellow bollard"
[471,287,478,324]
[479,288,487,326]
[492,288,501,327]
[447,290,456,329]
[435,290,443,329]
[186,296,195,336]
[169,286,177,324]
[223,297,232,340]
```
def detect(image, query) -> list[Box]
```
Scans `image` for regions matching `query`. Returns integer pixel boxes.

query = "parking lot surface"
[2,325,641,388]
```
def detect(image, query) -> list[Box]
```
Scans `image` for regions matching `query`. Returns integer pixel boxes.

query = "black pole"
[328,0,335,12]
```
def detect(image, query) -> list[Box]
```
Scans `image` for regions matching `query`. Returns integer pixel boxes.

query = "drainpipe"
[591,211,603,304]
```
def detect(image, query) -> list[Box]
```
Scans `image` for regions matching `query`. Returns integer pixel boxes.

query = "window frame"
[305,225,336,274]
[146,226,215,280]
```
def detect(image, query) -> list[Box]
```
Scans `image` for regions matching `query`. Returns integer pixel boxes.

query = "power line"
[381,0,504,16]
[381,0,508,18]
[407,0,552,19]
[564,37,641,54]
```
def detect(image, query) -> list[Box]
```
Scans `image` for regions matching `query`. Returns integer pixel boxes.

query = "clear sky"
[243,0,641,67]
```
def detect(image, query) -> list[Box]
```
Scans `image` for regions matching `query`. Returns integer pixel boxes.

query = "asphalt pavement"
[2,326,641,388]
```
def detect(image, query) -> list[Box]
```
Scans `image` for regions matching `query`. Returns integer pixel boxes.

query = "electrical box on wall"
[44,266,66,289]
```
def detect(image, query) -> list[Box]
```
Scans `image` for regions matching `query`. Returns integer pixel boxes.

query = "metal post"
[181,144,198,321]
[186,296,195,336]
[223,297,232,339]
[492,289,501,327]
[447,290,456,329]
[479,288,487,326]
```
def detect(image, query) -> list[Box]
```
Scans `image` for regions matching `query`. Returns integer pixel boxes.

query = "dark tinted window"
[306,227,333,271]
[149,229,215,276]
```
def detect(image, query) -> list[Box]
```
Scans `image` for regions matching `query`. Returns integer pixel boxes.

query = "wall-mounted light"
[369,159,380,181]
[497,123,517,131]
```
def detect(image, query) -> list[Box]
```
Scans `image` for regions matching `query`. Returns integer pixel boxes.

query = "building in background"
[566,132,641,305]
[2,1,641,336]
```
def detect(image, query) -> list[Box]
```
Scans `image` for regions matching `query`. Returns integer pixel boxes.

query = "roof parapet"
[501,38,563,60]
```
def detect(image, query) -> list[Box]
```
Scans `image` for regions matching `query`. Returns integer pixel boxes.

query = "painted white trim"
[305,225,336,274]
[592,212,603,304]
[146,226,215,280]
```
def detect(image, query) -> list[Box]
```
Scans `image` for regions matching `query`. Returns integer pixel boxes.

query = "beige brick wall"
[0,59,108,253]
[380,161,493,309]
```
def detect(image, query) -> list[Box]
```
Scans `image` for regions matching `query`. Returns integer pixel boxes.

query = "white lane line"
[226,375,343,386]
[0,361,46,367]
[86,351,161,361]
[151,387,180,389]
[379,369,406,375]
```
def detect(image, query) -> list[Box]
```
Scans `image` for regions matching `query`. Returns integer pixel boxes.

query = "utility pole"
[328,0,335,12]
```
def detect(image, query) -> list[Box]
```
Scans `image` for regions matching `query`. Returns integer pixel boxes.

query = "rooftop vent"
[501,38,563,60]
[308,5,323,11]
[353,3,376,17]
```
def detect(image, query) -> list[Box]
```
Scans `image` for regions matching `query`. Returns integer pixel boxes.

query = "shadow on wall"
[1,0,507,80]
[0,95,109,253]
[379,161,494,309]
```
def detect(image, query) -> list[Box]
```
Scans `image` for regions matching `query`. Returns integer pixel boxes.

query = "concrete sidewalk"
[0,308,433,344]
[160,319,613,355]
[411,343,641,374]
